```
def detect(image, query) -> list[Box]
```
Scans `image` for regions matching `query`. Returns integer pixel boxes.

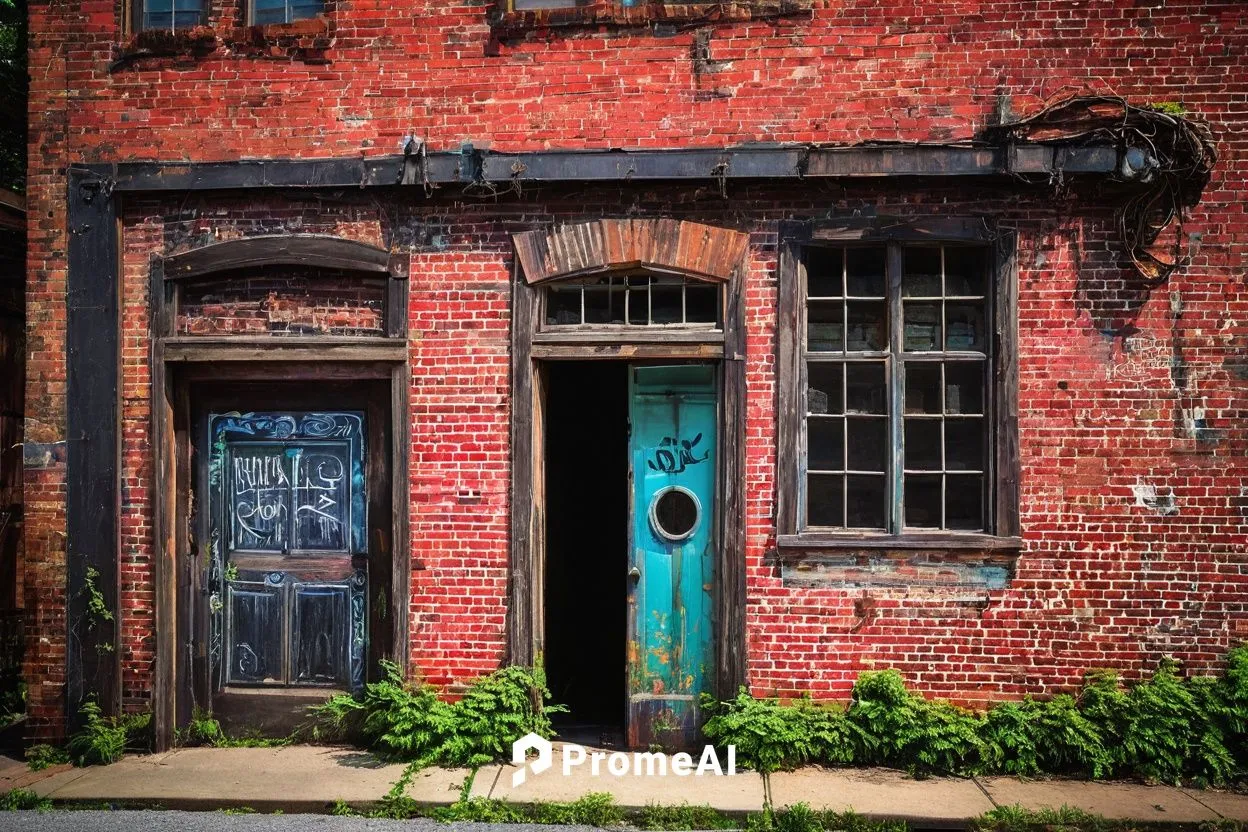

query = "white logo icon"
[511,732,553,788]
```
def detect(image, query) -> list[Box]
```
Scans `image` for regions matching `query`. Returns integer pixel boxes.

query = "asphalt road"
[4,811,610,832]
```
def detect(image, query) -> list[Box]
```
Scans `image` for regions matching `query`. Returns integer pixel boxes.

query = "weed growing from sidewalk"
[972,804,1246,832]
[178,707,292,749]
[638,802,738,830]
[0,788,52,811]
[747,803,906,832]
[65,700,151,766]
[25,743,68,771]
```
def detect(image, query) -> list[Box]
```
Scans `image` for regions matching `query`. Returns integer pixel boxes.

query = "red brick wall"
[26,1,1248,726]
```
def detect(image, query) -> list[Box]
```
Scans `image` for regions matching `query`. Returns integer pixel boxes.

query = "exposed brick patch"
[176,269,386,336]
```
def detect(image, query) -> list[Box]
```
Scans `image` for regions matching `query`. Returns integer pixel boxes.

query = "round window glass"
[649,486,701,542]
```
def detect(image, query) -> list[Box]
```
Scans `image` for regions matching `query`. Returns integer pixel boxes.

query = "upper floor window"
[138,0,206,31]
[776,222,1020,549]
[543,274,720,328]
[252,0,325,24]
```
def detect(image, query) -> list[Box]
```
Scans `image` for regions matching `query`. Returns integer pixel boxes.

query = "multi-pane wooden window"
[802,244,993,532]
[543,274,720,328]
[138,0,206,31]
[252,0,325,24]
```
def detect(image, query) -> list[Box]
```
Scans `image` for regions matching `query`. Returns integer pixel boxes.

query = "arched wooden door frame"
[507,218,749,703]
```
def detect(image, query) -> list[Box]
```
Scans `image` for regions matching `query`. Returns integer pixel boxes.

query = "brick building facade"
[20,1,1248,748]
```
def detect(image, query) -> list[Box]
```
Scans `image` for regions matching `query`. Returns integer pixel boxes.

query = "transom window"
[802,244,992,532]
[543,274,720,328]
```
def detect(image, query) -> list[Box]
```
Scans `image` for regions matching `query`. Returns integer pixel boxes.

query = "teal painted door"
[627,365,716,749]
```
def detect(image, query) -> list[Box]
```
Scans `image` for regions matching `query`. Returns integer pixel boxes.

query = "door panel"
[208,411,368,691]
[225,577,285,685]
[627,365,717,749]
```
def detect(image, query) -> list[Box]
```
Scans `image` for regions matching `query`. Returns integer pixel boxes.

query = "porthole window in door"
[650,486,701,542]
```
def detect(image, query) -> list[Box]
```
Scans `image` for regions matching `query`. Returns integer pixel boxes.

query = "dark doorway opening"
[543,361,628,746]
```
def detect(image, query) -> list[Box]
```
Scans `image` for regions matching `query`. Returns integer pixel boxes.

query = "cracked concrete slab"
[978,776,1219,824]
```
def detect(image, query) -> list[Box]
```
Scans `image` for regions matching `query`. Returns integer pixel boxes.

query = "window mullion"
[886,242,905,535]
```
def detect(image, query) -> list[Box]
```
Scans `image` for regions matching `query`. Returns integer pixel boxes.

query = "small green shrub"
[308,660,563,767]
[702,646,1248,785]
[846,670,982,775]
[0,788,52,811]
[64,701,152,767]
[531,793,624,826]
[701,688,858,773]
[24,743,68,771]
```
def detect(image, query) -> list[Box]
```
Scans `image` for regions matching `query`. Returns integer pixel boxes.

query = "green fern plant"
[307,660,563,767]
[65,700,150,767]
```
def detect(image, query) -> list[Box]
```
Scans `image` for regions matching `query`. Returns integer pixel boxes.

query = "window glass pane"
[945,302,985,351]
[846,418,887,472]
[292,446,349,550]
[684,283,718,324]
[144,11,174,28]
[229,447,290,551]
[845,362,885,414]
[903,302,940,351]
[807,418,844,471]
[583,278,622,324]
[650,279,683,324]
[807,474,844,527]
[945,419,984,471]
[945,247,987,296]
[626,276,649,324]
[253,0,287,23]
[846,301,886,351]
[807,362,843,415]
[290,0,324,20]
[904,474,942,528]
[944,361,985,414]
[807,301,843,352]
[846,247,886,297]
[945,474,984,530]
[904,419,941,470]
[903,247,942,297]
[806,248,843,298]
[845,475,886,529]
[904,362,941,414]
[546,284,581,325]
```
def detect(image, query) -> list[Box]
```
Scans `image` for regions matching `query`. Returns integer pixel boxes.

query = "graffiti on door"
[645,433,709,474]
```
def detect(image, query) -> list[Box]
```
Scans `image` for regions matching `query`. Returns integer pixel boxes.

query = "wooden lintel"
[163,234,396,281]
[161,337,408,364]
[530,343,724,361]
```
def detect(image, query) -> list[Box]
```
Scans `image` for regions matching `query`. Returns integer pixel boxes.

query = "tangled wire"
[984,95,1217,285]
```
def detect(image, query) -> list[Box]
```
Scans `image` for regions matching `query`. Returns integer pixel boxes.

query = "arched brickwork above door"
[512,219,750,285]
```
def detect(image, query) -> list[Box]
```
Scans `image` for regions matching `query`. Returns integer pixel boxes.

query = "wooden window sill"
[493,0,812,39]
[776,532,1023,556]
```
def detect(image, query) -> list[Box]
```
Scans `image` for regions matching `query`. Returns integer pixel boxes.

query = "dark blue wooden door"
[207,412,368,691]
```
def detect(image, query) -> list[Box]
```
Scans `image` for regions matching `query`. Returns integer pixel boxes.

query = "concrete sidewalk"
[3,743,1247,827]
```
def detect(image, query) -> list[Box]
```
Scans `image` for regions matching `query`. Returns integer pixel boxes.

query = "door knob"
[628,567,641,582]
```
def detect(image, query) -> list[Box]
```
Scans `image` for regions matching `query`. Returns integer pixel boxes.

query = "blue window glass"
[141,0,205,31]
[253,0,325,24]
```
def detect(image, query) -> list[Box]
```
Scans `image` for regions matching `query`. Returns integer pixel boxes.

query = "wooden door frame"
[151,358,410,749]
[507,256,748,704]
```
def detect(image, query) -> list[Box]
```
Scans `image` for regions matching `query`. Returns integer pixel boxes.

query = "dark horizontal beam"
[163,233,397,281]
[77,142,1129,194]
